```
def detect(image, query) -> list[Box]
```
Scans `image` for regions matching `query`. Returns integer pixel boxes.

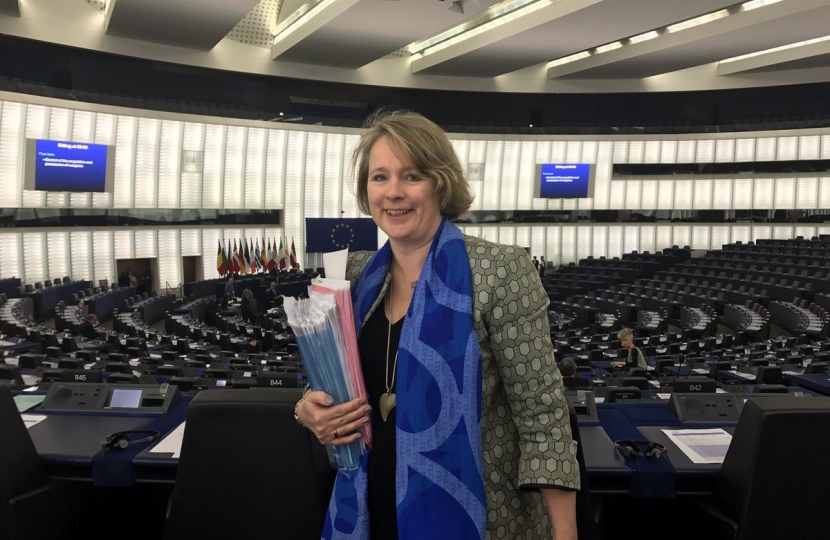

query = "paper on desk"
[14,394,45,412]
[663,428,733,464]
[21,414,47,430]
[323,248,349,281]
[149,421,186,458]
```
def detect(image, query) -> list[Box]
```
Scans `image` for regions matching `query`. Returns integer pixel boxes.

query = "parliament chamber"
[3,0,830,539]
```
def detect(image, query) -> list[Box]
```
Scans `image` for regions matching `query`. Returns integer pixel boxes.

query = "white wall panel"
[755,137,776,161]
[482,141,503,210]
[659,141,677,163]
[244,127,266,209]
[46,232,69,281]
[515,226,530,251]
[201,229,221,280]
[546,226,561,266]
[180,229,200,256]
[303,132,324,219]
[133,230,156,258]
[643,141,660,163]
[715,139,735,162]
[672,226,691,248]
[1,102,25,208]
[656,226,672,251]
[639,226,656,253]
[531,141,551,210]
[712,178,733,209]
[340,135,360,217]
[608,180,625,209]
[284,131,306,259]
[627,140,644,163]
[612,141,628,164]
[796,177,819,209]
[711,226,730,249]
[264,128,286,210]
[673,180,693,210]
[113,116,137,208]
[732,178,753,209]
[623,226,639,255]
[821,135,830,159]
[180,122,205,208]
[735,138,755,162]
[730,225,751,245]
[819,177,830,208]
[530,226,545,260]
[773,226,793,240]
[46,108,72,207]
[92,112,116,208]
[640,181,658,209]
[222,126,246,209]
[774,178,795,209]
[202,124,226,209]
[676,140,695,163]
[92,231,113,283]
[22,233,46,285]
[607,226,623,259]
[576,226,591,261]
[133,118,161,208]
[582,141,598,164]
[752,178,774,209]
[799,135,820,160]
[752,225,772,242]
[776,136,797,161]
[0,234,22,279]
[565,141,581,163]
[691,226,710,250]
[157,230,181,290]
[22,104,48,208]
[498,227,516,247]
[323,134,345,217]
[591,142,612,210]
[560,226,576,265]
[692,179,713,209]
[592,226,607,259]
[657,180,674,209]
[499,141,520,211]
[517,142,536,210]
[551,141,566,163]
[70,231,92,282]
[795,226,817,240]
[623,180,641,210]
[114,230,134,259]
[695,139,714,163]
[157,120,182,208]
[70,110,95,208]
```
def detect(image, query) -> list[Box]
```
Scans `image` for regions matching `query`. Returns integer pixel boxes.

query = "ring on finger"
[334,428,340,439]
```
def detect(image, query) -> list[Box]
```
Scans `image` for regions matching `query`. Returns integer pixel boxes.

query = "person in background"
[296,110,578,540]
[129,271,138,287]
[224,276,236,300]
[540,256,547,278]
[78,314,99,340]
[239,288,258,324]
[266,281,280,307]
[559,357,577,378]
[611,327,647,370]
[532,255,540,271]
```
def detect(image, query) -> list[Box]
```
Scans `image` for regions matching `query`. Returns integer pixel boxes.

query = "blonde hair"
[353,109,473,220]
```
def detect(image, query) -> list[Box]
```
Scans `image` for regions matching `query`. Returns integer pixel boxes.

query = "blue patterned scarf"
[322,218,486,540]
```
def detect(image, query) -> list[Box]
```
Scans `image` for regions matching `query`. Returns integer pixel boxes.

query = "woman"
[611,327,647,371]
[296,111,579,540]
[240,288,258,324]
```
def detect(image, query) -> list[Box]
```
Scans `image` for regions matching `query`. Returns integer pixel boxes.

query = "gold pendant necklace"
[379,288,398,422]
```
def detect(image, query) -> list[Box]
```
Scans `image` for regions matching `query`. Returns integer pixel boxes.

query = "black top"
[78,321,97,340]
[359,300,403,540]
[240,298,258,323]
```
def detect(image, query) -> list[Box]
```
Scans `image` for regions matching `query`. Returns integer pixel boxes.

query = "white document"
[692,368,709,375]
[322,248,350,281]
[149,421,186,458]
[21,414,47,430]
[662,428,733,464]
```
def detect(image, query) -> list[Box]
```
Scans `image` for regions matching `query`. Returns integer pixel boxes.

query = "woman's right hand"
[297,390,371,446]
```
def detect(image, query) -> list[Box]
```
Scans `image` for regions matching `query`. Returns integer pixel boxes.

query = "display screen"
[109,388,142,408]
[535,163,594,198]
[24,139,116,193]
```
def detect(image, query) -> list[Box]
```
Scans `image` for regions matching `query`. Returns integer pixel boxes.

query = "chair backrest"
[0,386,62,540]
[163,388,335,540]
[717,398,830,540]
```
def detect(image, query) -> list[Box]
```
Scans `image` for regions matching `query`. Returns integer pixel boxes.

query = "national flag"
[226,239,233,274]
[246,238,255,273]
[254,240,262,272]
[265,239,273,271]
[304,218,378,252]
[241,236,249,274]
[269,238,278,271]
[231,239,239,274]
[216,240,226,276]
[237,238,245,274]
[290,237,299,269]
[261,238,267,271]
[278,236,289,270]
[221,240,229,276]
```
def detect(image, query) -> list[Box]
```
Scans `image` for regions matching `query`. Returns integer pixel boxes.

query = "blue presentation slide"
[35,140,109,192]
[539,163,591,198]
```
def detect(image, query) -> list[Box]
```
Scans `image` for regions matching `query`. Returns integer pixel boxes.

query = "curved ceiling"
[1,0,830,93]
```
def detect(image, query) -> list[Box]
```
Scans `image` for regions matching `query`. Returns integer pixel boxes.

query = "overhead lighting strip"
[546,0,787,69]
[720,34,830,64]
[272,0,331,44]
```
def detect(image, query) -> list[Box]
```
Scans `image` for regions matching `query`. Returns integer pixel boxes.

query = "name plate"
[256,373,300,388]
[672,377,716,393]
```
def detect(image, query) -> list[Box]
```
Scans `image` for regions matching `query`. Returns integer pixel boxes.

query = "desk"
[0,277,21,299]
[26,281,90,317]
[132,294,176,324]
[87,287,137,321]
[790,374,830,396]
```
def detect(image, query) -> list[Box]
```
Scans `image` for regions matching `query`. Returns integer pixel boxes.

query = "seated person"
[559,357,590,389]
[219,291,234,309]
[78,314,100,340]
[224,277,236,300]
[611,327,647,370]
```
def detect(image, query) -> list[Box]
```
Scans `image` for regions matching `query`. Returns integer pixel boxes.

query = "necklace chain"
[384,286,399,394]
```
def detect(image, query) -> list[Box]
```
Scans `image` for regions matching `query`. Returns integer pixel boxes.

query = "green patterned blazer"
[347,234,580,540]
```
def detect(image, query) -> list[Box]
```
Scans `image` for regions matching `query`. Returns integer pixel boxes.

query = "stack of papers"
[662,428,733,464]
[284,276,370,472]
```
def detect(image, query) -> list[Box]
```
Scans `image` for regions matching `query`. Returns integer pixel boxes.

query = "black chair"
[563,376,591,390]
[0,387,76,539]
[163,388,335,540]
[696,398,830,540]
